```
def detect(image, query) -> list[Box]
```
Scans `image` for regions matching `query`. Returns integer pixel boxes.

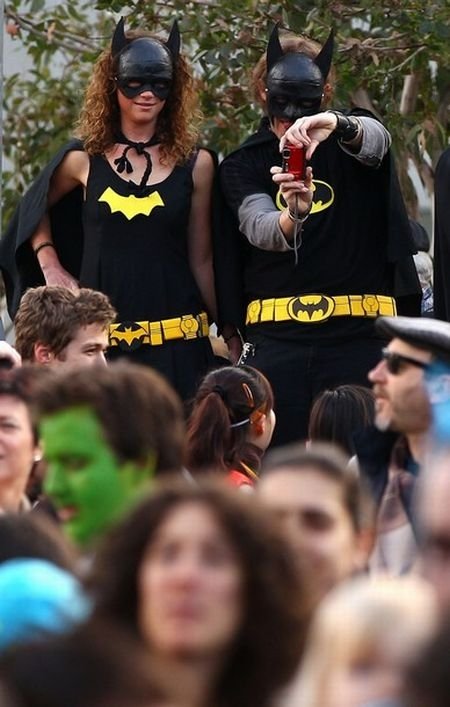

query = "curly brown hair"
[76,31,202,165]
[88,479,310,707]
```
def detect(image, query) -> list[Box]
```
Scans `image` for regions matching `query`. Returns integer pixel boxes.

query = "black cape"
[433,147,450,321]
[0,139,85,318]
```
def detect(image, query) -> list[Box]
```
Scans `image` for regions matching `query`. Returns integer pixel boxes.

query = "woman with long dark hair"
[87,480,308,707]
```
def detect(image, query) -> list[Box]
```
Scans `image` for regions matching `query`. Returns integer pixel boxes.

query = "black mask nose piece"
[115,38,173,100]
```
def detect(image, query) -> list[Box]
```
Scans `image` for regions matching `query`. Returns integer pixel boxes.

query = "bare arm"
[31,150,89,289]
[188,149,218,324]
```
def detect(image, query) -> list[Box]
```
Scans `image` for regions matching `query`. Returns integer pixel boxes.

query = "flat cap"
[376,316,450,363]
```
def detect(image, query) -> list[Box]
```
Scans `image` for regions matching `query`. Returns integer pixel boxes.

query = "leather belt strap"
[246,294,396,325]
[109,311,209,350]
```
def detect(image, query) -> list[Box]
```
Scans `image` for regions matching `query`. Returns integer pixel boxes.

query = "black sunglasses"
[381,347,430,375]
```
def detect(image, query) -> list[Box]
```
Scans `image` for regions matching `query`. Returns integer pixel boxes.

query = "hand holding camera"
[271,142,313,221]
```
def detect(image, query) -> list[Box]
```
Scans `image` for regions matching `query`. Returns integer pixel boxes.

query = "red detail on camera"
[282,143,306,180]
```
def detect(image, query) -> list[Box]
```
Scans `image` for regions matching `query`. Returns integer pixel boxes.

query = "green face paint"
[42,407,152,548]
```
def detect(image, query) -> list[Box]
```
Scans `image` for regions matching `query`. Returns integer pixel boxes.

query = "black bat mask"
[115,38,173,100]
[265,24,334,121]
[266,53,324,120]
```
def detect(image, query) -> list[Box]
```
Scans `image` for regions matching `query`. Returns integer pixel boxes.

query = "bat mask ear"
[266,22,284,73]
[314,28,334,81]
[112,16,128,58]
[166,20,181,61]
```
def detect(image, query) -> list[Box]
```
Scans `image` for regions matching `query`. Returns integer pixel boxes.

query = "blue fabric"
[0,558,90,652]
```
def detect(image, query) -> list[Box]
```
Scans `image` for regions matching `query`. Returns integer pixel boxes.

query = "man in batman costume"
[217,25,421,446]
[0,18,217,401]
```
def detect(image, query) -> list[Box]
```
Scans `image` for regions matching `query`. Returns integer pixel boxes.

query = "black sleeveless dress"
[81,154,214,400]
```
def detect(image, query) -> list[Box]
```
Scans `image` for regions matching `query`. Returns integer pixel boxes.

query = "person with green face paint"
[34,362,185,548]
[41,407,152,547]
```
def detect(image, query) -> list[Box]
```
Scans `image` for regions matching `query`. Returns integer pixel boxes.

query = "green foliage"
[3,0,450,226]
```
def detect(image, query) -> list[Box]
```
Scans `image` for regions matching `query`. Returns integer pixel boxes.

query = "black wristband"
[34,241,56,257]
[328,110,361,142]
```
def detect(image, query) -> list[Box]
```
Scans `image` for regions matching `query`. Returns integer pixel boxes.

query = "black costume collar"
[114,132,160,188]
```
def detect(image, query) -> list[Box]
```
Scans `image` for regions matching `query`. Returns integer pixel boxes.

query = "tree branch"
[4,6,97,53]
[400,73,419,115]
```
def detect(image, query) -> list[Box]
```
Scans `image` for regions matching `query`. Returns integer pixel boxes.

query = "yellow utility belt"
[246,294,396,325]
[109,311,209,350]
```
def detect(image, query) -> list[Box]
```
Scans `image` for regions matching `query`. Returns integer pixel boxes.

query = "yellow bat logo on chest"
[98,187,164,220]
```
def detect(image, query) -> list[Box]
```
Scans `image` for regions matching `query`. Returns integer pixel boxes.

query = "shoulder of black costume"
[46,138,86,166]
[436,146,450,176]
[220,118,276,165]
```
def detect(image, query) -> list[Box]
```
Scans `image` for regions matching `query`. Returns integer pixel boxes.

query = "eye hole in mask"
[273,97,288,107]
[298,99,317,109]
[116,76,172,100]
[123,79,170,91]
[124,79,144,89]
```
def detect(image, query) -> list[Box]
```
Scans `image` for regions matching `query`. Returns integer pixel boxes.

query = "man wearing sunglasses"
[355,315,450,576]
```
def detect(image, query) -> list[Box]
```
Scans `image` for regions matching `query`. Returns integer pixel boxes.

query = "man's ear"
[120,453,156,493]
[34,342,55,365]
[322,82,334,107]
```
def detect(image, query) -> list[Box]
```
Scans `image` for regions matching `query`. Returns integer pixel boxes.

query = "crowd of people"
[0,14,449,707]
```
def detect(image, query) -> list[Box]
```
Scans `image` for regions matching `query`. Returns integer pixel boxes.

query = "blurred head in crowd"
[186,366,275,487]
[89,480,307,707]
[34,362,185,548]
[403,613,450,707]
[14,286,116,367]
[0,621,166,707]
[417,448,450,611]
[0,341,21,370]
[0,513,77,572]
[259,443,374,597]
[288,575,437,707]
[308,384,375,458]
[0,558,90,654]
[0,367,41,513]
